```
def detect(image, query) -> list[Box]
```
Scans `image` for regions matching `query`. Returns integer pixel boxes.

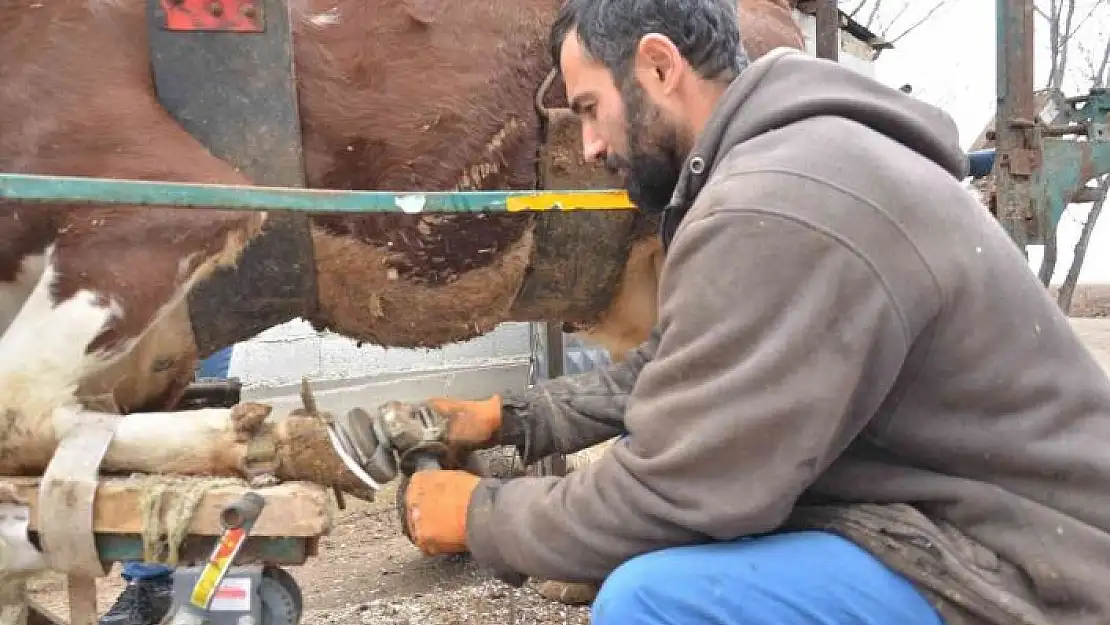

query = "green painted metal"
[992,0,1110,248]
[0,173,634,214]
[1039,114,1110,231]
[92,534,311,565]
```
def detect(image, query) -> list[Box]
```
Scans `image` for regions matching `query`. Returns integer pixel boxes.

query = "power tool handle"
[412,453,441,472]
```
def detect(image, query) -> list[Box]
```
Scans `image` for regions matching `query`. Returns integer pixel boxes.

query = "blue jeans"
[121,561,173,581]
[592,530,945,625]
[121,347,235,582]
[195,345,234,379]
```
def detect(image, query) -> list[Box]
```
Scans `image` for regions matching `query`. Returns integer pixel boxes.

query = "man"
[369,0,1110,623]
[99,345,237,625]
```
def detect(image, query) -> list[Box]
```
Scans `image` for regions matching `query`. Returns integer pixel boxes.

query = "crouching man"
[355,0,1110,623]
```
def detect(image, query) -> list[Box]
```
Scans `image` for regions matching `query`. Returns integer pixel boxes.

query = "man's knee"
[592,548,683,625]
[590,532,946,625]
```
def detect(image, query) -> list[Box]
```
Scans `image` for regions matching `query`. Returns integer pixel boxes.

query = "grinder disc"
[333,407,399,485]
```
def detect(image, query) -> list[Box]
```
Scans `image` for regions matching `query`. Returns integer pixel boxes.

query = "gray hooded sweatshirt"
[466,48,1110,625]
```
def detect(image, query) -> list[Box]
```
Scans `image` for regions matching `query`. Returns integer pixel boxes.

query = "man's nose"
[581,127,607,163]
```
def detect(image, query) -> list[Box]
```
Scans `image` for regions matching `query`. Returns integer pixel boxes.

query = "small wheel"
[260,566,303,625]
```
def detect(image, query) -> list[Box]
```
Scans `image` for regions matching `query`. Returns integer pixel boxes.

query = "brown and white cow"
[0,0,804,497]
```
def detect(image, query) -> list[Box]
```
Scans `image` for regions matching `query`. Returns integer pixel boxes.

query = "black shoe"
[99,576,174,625]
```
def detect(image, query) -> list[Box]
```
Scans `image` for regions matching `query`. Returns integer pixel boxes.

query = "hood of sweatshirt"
[660,47,969,246]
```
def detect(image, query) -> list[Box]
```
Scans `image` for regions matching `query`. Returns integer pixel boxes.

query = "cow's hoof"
[530,579,599,605]
[231,402,273,442]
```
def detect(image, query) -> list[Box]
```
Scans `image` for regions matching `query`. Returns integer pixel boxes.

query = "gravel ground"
[1052,283,1110,318]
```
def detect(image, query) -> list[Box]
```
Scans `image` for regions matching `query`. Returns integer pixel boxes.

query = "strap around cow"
[37,413,119,578]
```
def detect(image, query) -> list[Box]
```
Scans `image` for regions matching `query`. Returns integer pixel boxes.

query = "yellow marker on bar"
[190,527,249,609]
[504,191,634,212]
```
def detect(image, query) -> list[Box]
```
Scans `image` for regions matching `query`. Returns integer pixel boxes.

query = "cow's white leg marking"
[0,256,122,421]
[50,405,242,476]
[0,251,250,477]
[0,253,132,473]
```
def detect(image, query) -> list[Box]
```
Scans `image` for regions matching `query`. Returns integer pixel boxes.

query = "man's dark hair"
[549,0,747,86]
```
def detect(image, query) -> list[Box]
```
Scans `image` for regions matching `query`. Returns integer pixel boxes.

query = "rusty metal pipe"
[1042,123,1090,137]
[994,0,1038,249]
[219,491,266,530]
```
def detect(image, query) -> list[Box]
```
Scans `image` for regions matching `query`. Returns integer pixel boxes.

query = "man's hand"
[426,395,504,449]
[397,469,481,556]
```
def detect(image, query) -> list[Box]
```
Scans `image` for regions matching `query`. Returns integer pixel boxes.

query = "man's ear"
[635,34,683,95]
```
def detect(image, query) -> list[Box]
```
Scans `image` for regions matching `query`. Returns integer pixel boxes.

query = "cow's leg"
[0,90,371,498]
[0,243,372,498]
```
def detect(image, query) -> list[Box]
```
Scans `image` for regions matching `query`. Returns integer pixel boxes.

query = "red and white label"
[210,577,252,612]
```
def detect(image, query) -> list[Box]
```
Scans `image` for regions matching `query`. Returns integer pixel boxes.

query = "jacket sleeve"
[496,330,659,465]
[465,206,916,584]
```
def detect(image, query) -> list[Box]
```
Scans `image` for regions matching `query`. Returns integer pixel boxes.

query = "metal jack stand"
[166,493,302,625]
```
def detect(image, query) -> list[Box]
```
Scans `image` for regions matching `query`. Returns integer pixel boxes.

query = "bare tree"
[841,0,1107,311]
[1058,176,1109,310]
[1034,0,1077,286]
[954,0,1106,307]
[1056,16,1110,311]
[1033,0,1108,287]
[838,0,952,56]
[1026,0,1110,311]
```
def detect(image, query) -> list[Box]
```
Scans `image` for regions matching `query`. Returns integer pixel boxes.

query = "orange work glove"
[426,394,504,449]
[399,469,481,556]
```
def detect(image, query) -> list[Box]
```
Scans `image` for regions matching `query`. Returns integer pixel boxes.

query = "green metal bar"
[1039,136,1110,230]
[89,534,311,566]
[0,173,634,213]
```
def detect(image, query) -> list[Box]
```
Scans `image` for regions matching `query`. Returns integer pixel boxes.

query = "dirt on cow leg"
[269,411,377,501]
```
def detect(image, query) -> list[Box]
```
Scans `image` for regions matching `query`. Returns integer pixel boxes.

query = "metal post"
[815,0,839,62]
[994,0,1038,251]
[541,323,569,478]
[544,322,565,379]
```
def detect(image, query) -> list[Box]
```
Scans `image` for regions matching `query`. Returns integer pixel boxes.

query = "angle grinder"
[322,393,527,588]
[324,400,450,493]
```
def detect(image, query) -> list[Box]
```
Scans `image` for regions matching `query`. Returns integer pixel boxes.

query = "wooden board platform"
[4,477,332,537]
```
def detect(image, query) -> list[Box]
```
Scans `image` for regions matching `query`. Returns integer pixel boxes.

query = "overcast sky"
[859,0,1109,284]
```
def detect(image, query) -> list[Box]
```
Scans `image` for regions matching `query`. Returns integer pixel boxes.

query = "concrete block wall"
[228,319,534,391]
[229,318,614,411]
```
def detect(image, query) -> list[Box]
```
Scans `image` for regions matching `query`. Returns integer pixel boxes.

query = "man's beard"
[603,77,688,214]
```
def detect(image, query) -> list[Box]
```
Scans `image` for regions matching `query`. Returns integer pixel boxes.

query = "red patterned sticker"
[160,0,263,32]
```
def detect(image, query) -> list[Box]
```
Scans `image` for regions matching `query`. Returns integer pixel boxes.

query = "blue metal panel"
[968,149,996,179]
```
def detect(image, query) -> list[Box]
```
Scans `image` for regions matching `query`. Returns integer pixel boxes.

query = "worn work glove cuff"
[496,395,544,466]
[397,470,481,556]
[493,396,530,447]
